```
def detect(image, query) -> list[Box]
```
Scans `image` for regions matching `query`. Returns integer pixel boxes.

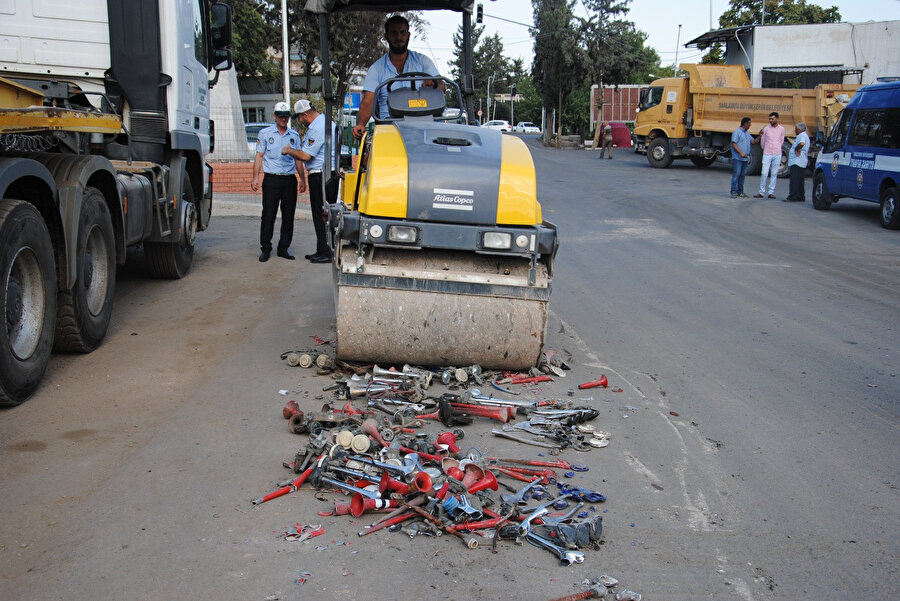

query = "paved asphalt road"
[0,139,897,600]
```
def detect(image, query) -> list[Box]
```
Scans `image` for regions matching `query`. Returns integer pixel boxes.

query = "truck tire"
[647,137,673,168]
[812,171,833,211]
[777,141,792,178]
[690,155,717,167]
[145,167,195,279]
[746,145,762,175]
[880,186,899,229]
[0,199,58,406]
[54,187,116,352]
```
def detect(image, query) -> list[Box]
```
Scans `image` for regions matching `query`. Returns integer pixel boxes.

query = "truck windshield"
[640,86,664,111]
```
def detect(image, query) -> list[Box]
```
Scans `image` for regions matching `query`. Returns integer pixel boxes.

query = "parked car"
[514,121,540,134]
[245,122,269,154]
[483,119,511,133]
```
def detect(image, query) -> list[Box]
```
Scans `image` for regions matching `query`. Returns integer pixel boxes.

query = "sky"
[411,0,900,75]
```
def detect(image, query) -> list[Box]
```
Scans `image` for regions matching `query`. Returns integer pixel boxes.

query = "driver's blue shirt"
[362,51,439,119]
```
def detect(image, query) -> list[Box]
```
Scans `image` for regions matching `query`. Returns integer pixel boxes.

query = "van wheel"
[880,187,899,229]
[647,138,673,168]
[747,145,762,175]
[812,172,833,211]
[55,187,116,352]
[0,199,57,406]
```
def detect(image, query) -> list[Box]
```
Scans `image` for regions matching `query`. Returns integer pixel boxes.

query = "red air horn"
[467,469,499,494]
[361,418,389,447]
[379,470,433,496]
[351,493,400,517]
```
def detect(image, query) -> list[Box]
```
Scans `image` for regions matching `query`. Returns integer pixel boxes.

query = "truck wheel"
[690,155,717,167]
[747,145,762,175]
[145,168,195,279]
[880,186,899,229]
[55,187,116,352]
[777,141,792,178]
[0,199,58,406]
[647,137,673,168]
[812,171,833,211]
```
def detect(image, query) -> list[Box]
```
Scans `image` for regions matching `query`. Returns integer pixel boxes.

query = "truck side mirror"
[210,2,233,50]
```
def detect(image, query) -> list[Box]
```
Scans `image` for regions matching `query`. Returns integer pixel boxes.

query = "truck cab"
[633,77,690,147]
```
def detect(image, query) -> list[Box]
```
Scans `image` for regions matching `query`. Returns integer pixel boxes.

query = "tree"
[532,0,588,145]
[221,0,279,79]
[581,0,655,86]
[449,24,516,119]
[719,0,841,27]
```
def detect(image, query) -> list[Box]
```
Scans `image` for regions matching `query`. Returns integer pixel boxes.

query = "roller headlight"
[388,225,418,243]
[515,234,529,249]
[483,232,512,250]
[369,224,383,239]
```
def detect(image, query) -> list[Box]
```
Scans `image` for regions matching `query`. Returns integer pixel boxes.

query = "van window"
[879,108,900,148]
[849,109,882,147]
[823,108,853,153]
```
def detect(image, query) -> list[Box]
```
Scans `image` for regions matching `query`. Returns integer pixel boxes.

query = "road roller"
[307,1,559,369]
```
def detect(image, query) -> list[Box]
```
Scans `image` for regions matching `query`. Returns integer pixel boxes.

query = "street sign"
[477,109,483,117]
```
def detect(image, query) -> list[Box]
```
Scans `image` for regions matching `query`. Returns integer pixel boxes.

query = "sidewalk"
[214,192,312,220]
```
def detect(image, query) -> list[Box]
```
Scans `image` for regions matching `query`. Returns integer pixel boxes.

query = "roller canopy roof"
[304,0,473,13]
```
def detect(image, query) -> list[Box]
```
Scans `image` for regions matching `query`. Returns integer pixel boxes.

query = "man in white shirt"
[785,122,810,202]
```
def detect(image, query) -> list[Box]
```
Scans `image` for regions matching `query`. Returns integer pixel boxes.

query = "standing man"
[599,121,613,159]
[352,14,444,139]
[785,122,810,202]
[730,117,753,198]
[754,111,785,199]
[250,101,301,262]
[282,99,338,263]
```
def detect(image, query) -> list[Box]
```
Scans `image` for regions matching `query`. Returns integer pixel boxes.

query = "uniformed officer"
[281,98,338,264]
[250,101,302,262]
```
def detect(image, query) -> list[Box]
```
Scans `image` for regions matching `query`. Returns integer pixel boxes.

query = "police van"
[812,79,900,229]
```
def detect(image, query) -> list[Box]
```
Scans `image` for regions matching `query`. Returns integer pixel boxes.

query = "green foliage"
[221,0,279,79]
[719,0,841,27]
[580,0,656,86]
[532,0,588,143]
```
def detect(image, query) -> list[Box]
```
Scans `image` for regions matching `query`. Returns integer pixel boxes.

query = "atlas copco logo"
[432,188,474,211]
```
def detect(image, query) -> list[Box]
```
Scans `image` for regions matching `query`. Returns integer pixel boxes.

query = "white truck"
[0,0,233,404]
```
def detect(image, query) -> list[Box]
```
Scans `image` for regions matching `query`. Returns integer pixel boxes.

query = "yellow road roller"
[308,1,558,369]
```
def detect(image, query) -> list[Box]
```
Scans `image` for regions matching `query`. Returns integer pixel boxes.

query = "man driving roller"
[352,14,446,139]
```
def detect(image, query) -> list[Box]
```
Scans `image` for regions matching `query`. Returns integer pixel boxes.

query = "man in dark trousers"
[282,99,338,263]
[250,101,301,262]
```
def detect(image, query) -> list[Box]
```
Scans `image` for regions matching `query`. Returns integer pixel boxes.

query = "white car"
[483,119,511,133]
[513,121,540,134]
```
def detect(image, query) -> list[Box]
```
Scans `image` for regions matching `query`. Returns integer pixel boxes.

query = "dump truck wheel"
[690,155,716,167]
[0,199,57,406]
[647,137,673,168]
[812,172,833,211]
[55,187,116,352]
[880,186,899,229]
[145,165,195,279]
[777,141,792,178]
[747,145,762,175]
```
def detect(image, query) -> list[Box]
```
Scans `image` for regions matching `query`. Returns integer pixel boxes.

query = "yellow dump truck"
[633,63,857,176]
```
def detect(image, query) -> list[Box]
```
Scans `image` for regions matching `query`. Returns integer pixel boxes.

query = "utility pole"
[487,73,494,124]
[674,24,682,75]
[509,83,515,126]
[281,0,290,104]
